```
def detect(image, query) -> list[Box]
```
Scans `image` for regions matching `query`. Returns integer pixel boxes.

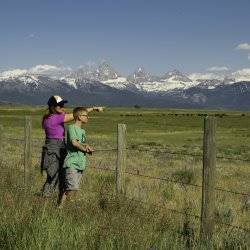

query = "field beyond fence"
[0,107,249,249]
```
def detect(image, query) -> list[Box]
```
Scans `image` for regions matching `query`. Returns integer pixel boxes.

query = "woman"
[40,95,104,198]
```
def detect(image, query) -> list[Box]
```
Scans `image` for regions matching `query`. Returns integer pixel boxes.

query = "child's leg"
[58,190,78,207]
[58,192,67,207]
[65,190,78,201]
[58,168,80,206]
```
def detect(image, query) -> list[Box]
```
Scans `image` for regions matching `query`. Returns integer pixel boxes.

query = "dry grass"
[0,107,250,249]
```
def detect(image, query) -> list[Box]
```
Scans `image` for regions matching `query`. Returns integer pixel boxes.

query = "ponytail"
[41,106,57,127]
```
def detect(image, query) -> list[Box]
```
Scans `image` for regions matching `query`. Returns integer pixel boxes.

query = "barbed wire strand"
[2,137,250,163]
[0,181,249,233]
[2,149,249,198]
[1,149,249,197]
[124,170,250,197]
[128,147,250,163]
[78,187,250,233]
[89,166,115,172]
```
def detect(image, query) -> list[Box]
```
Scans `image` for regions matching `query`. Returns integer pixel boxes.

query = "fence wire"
[1,142,249,198]
[1,135,250,235]
[128,147,250,163]
[3,137,250,163]
[124,170,250,197]
[79,186,250,234]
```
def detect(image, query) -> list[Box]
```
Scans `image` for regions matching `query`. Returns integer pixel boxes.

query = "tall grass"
[0,107,250,249]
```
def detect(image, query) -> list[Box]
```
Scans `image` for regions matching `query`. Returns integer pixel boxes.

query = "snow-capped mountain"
[1,63,250,110]
[127,67,152,84]
[65,62,131,90]
[0,63,237,93]
[68,62,119,81]
[163,70,192,83]
[128,68,194,92]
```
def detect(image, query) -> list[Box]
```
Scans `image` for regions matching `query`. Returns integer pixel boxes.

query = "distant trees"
[134,105,141,109]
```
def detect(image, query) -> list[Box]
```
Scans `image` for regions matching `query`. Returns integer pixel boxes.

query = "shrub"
[172,169,197,185]
[215,204,234,224]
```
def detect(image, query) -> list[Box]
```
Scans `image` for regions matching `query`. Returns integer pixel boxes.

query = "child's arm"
[71,139,94,154]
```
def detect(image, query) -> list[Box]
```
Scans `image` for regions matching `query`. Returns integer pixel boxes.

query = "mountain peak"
[162,70,192,83]
[165,69,183,76]
[128,67,151,83]
[98,62,119,80]
[68,62,119,81]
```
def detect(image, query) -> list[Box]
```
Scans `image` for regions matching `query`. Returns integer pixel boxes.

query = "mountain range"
[0,62,250,110]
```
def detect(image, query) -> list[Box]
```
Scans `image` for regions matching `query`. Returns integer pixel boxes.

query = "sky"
[0,0,250,76]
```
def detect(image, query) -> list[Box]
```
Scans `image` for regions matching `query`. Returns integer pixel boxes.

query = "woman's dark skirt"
[40,138,66,197]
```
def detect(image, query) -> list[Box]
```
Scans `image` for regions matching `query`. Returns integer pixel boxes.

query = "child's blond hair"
[73,107,88,119]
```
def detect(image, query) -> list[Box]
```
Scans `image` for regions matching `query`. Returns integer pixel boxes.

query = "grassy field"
[0,106,249,249]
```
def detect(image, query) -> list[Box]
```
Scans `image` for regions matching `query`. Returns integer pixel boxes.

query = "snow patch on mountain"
[136,80,186,92]
[61,77,77,88]
[0,69,28,80]
[0,65,71,81]
[18,75,40,85]
[133,70,196,92]
[101,77,128,89]
[136,79,193,92]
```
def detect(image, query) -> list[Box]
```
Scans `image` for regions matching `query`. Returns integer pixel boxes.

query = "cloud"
[28,33,35,38]
[207,66,229,72]
[190,68,250,83]
[236,43,250,51]
[232,68,250,82]
[188,72,224,81]
[29,64,72,77]
[248,54,250,60]
[29,65,59,74]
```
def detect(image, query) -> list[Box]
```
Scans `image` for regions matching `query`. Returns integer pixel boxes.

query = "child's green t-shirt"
[64,124,86,170]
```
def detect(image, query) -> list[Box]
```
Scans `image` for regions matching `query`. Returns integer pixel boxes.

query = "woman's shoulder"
[48,113,65,120]
[43,113,57,119]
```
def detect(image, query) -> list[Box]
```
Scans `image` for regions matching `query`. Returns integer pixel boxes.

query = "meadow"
[0,106,249,249]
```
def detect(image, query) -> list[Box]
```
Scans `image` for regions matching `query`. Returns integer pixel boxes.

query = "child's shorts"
[65,168,83,191]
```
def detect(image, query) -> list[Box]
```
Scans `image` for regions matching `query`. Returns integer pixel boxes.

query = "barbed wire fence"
[0,116,249,243]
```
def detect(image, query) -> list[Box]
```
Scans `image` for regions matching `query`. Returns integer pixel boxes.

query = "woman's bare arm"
[64,107,105,123]
[86,106,105,113]
[64,113,74,123]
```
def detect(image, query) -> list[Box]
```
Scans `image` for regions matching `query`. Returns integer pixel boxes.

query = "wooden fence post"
[24,116,32,187]
[0,125,3,145]
[200,116,217,244]
[116,124,126,194]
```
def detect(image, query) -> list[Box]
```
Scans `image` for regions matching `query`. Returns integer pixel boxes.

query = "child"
[59,107,93,206]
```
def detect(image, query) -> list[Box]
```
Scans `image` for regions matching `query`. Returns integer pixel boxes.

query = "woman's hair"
[42,105,59,127]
